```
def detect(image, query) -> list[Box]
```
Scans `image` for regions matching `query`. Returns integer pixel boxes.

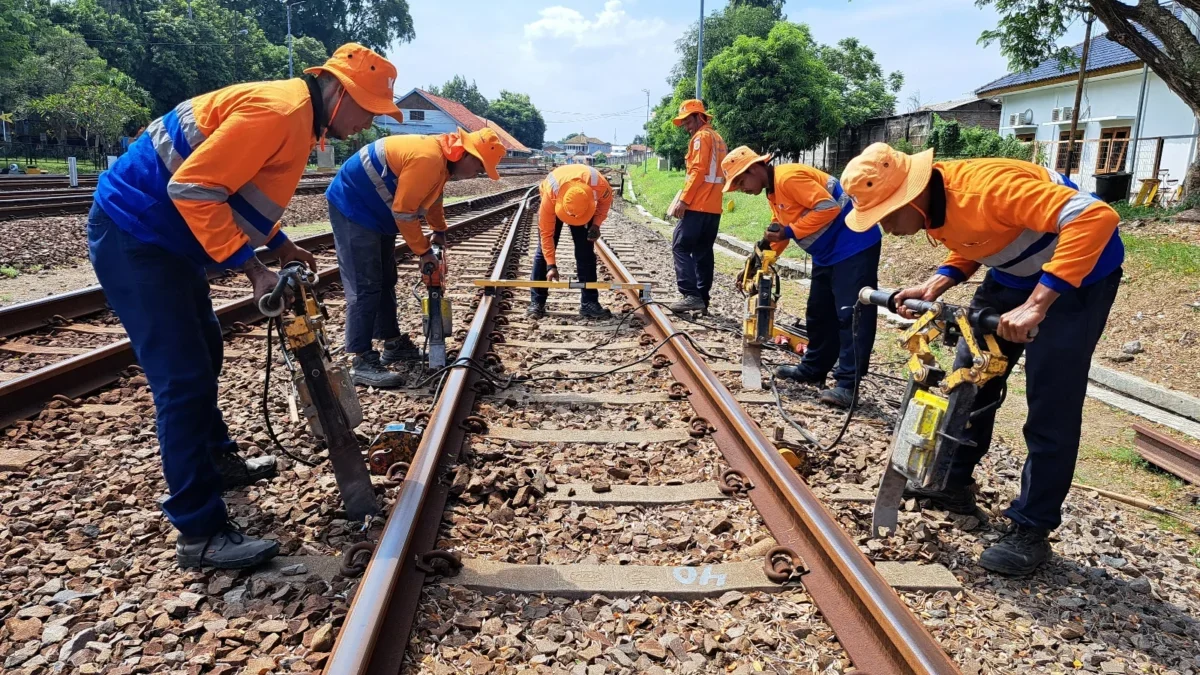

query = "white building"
[374,88,533,159]
[978,27,1198,195]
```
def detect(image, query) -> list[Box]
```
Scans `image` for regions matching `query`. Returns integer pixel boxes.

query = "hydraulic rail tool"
[858,287,1018,538]
[259,263,378,521]
[421,243,451,370]
[739,225,784,390]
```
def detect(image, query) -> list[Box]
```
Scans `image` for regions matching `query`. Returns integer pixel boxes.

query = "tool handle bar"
[258,263,317,318]
[857,287,1002,334]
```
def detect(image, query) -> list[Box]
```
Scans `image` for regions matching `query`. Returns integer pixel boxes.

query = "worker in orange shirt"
[89,44,402,570]
[841,143,1124,576]
[325,128,505,387]
[527,164,614,319]
[722,146,882,408]
[667,99,727,314]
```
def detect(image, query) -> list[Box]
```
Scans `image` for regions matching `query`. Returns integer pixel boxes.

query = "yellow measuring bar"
[474,278,655,301]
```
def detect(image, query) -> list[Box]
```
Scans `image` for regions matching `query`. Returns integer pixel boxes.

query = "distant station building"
[377,88,533,159]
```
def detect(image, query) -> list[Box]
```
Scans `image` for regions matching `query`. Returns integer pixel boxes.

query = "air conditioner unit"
[1061,106,1075,121]
[1051,108,1062,123]
[1018,111,1033,125]
[1009,113,1018,126]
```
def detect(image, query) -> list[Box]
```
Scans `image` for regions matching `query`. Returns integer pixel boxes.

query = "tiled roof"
[410,89,531,153]
[563,134,608,145]
[976,29,1161,94]
[917,97,997,112]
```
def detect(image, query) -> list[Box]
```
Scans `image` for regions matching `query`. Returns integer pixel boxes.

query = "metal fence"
[0,141,116,173]
[1029,134,1198,198]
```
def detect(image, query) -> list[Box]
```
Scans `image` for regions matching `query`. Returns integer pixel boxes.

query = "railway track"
[324,186,958,674]
[0,184,535,428]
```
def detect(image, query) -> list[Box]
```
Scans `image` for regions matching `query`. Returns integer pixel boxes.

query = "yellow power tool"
[739,224,809,390]
[858,287,1015,538]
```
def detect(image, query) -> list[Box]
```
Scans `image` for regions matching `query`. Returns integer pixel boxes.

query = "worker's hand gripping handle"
[858,287,1017,336]
[757,223,782,251]
[258,262,319,318]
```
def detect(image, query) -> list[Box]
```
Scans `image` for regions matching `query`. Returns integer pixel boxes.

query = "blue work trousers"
[947,268,1122,530]
[530,219,598,305]
[672,210,721,306]
[798,241,880,389]
[87,202,231,538]
[329,203,401,355]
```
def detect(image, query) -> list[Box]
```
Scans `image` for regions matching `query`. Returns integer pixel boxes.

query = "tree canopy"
[821,37,904,128]
[703,23,842,157]
[486,90,545,150]
[428,75,489,116]
[669,3,780,88]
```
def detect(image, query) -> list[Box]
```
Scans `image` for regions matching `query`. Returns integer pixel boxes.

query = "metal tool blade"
[428,342,446,370]
[741,343,763,391]
[871,466,908,538]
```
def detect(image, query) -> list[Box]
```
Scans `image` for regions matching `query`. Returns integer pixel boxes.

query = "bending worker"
[324,128,505,387]
[841,143,1123,576]
[722,146,881,409]
[88,44,402,570]
[527,164,614,320]
[667,99,727,314]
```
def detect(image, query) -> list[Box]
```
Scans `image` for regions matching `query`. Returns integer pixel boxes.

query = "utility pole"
[286,1,306,78]
[642,88,650,175]
[1064,13,1094,177]
[695,0,704,100]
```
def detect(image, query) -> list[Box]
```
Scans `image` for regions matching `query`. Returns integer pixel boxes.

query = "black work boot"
[979,524,1052,576]
[177,523,280,570]
[351,351,405,388]
[380,335,420,364]
[668,295,705,313]
[527,299,547,318]
[213,452,278,491]
[776,365,825,385]
[903,482,980,516]
[579,301,613,319]
[819,386,856,409]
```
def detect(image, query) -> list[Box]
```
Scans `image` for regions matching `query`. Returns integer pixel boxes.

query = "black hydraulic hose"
[261,315,321,467]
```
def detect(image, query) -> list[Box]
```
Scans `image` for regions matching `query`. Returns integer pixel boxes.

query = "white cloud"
[524,1,666,48]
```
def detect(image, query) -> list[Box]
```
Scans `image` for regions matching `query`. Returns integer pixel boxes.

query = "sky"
[387,0,1090,146]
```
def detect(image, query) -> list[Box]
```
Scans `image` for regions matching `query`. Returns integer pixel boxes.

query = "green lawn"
[1123,234,1200,275]
[626,164,806,259]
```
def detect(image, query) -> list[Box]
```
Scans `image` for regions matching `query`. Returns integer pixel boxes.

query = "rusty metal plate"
[482,427,689,444]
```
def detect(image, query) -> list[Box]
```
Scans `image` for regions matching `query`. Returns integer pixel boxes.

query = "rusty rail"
[0,199,522,430]
[594,240,959,675]
[325,186,537,675]
[1133,423,1200,485]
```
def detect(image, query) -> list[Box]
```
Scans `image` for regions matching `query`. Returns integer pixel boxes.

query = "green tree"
[977,0,1200,190]
[703,23,841,156]
[427,75,489,115]
[669,3,780,88]
[924,113,1036,161]
[646,85,691,167]
[26,83,149,146]
[594,152,607,164]
[0,0,39,73]
[222,0,414,56]
[486,90,545,150]
[820,37,904,127]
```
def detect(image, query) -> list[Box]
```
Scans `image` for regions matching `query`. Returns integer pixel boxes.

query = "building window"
[1095,126,1131,174]
[1015,133,1035,143]
[1055,129,1084,174]
[408,110,425,121]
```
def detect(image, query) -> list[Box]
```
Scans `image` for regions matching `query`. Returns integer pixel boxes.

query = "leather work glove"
[429,231,447,248]
[587,224,601,242]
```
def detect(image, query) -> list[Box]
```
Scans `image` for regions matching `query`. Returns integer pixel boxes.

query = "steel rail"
[0,201,521,430]
[1133,423,1200,485]
[0,185,537,338]
[324,186,537,675]
[594,240,960,675]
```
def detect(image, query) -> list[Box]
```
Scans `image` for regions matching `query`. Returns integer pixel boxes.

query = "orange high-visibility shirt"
[537,164,612,266]
[166,80,316,265]
[765,164,842,255]
[932,158,1122,289]
[375,135,452,255]
[680,123,727,214]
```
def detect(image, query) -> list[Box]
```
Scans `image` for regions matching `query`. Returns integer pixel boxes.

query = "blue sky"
[387,0,1088,145]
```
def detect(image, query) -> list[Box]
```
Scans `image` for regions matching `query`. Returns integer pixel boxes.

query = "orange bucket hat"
[672,99,711,126]
[841,143,934,232]
[305,43,403,122]
[721,145,772,193]
[555,183,596,226]
[460,127,506,180]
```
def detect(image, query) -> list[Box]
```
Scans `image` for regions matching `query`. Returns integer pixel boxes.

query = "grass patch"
[1113,200,1182,222]
[627,164,807,260]
[1122,234,1200,275]
[283,222,332,238]
[1096,445,1150,469]
[0,266,18,279]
